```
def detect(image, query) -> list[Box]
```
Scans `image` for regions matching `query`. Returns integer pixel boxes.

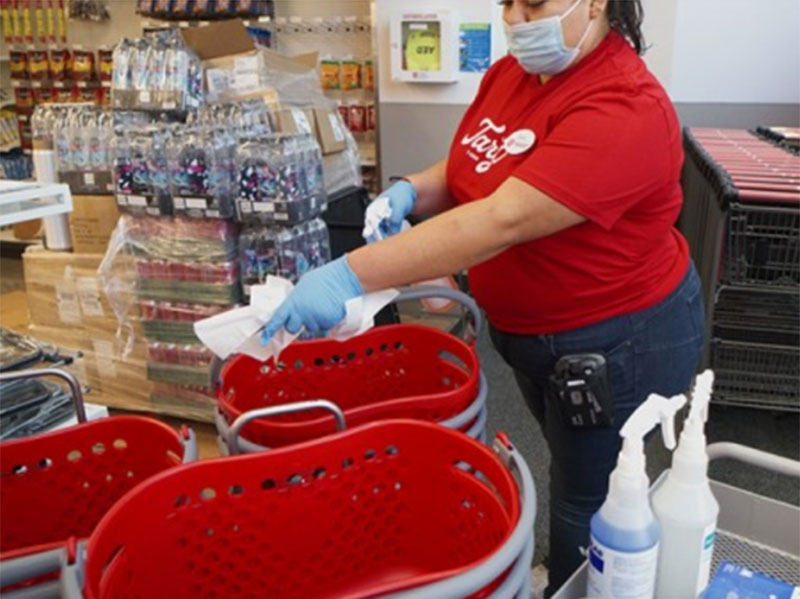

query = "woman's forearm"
[348,176,585,293]
[349,196,506,292]
[406,159,454,216]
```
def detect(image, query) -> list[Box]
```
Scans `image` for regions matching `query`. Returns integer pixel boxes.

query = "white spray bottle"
[362,199,458,313]
[587,393,687,599]
[652,370,719,598]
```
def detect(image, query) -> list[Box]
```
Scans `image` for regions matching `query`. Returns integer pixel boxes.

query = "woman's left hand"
[261,256,364,344]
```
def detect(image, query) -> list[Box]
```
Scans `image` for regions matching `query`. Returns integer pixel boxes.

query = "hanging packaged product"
[27,48,49,80]
[10,0,22,43]
[49,47,68,79]
[367,103,376,132]
[97,47,113,81]
[363,59,374,92]
[151,0,170,17]
[55,0,65,42]
[1,0,12,44]
[70,47,95,81]
[14,85,34,110]
[348,103,366,136]
[171,0,192,17]
[191,0,212,17]
[20,0,32,43]
[45,0,54,42]
[337,104,350,129]
[136,0,153,14]
[9,49,28,79]
[341,59,362,91]
[214,0,236,17]
[320,59,342,91]
[235,133,327,225]
[34,0,45,43]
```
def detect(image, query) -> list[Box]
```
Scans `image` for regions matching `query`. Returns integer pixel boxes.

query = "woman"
[263,0,704,593]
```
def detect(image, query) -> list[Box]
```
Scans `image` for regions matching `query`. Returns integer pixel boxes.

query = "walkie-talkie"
[548,353,615,429]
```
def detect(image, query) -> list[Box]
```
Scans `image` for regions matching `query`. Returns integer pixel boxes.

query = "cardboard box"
[23,246,137,339]
[181,20,347,154]
[68,195,120,254]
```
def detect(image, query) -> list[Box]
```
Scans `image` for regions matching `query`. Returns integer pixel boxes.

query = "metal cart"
[552,442,800,599]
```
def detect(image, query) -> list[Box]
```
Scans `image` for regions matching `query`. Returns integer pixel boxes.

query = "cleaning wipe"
[194,276,399,363]
[703,561,800,599]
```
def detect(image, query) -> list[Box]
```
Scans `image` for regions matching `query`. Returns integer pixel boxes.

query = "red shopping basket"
[71,421,522,599]
[216,288,483,449]
[0,369,197,591]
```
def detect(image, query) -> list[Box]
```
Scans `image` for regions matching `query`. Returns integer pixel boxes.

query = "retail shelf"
[0,180,73,227]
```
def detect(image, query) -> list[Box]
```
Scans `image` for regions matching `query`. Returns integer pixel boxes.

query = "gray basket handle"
[180,426,198,463]
[707,442,800,478]
[376,433,537,599]
[0,547,63,590]
[228,400,347,455]
[2,579,61,599]
[394,286,482,345]
[440,371,487,432]
[0,368,86,423]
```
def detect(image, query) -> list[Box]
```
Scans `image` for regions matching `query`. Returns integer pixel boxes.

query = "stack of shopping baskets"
[0,369,198,598]
[679,127,800,411]
[214,287,490,453]
[54,421,535,599]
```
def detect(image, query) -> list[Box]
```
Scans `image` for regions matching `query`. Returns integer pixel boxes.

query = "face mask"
[504,0,594,75]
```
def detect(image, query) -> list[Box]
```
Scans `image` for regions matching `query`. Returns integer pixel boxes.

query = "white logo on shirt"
[460,117,536,174]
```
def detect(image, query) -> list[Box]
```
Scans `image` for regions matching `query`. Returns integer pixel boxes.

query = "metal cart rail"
[552,442,800,599]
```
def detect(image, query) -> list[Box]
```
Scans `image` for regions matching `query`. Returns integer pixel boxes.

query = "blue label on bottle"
[589,545,604,574]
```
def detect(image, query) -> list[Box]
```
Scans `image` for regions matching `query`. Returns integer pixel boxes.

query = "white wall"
[375,0,506,105]
[642,0,800,105]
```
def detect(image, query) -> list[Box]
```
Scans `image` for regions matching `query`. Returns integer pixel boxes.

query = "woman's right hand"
[363,179,417,242]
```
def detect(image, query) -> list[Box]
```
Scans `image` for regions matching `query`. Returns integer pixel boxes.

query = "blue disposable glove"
[261,256,364,344]
[365,179,417,241]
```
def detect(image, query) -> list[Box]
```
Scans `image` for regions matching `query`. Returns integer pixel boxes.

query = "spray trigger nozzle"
[621,393,687,451]
[689,369,715,426]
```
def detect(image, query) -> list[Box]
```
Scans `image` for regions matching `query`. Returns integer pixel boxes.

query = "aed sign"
[390,9,459,83]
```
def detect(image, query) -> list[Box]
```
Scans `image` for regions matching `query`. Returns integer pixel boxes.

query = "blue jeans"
[489,262,705,596]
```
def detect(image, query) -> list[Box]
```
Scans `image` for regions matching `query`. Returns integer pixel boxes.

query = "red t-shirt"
[446,31,689,334]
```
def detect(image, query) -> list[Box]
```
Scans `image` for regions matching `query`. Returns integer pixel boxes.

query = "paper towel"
[194,276,399,362]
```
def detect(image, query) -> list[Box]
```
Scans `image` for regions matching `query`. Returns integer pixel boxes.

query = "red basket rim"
[217,323,480,434]
[83,420,519,599]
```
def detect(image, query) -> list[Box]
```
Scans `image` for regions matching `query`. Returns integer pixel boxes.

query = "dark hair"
[607,0,646,55]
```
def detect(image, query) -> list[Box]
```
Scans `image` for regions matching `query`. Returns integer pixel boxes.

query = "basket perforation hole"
[385,445,398,456]
[293,360,304,369]
[365,347,374,357]
[82,481,90,489]
[380,343,388,352]
[314,357,324,366]
[259,365,270,375]
[287,473,304,486]
[12,464,27,475]
[228,484,244,496]
[206,528,214,537]
[201,488,217,501]
[342,457,354,469]
[112,439,127,450]
[67,450,82,462]
[174,494,190,508]
[275,361,287,371]
[313,467,326,479]
[92,442,106,455]
[394,341,403,349]
[364,449,376,461]
[393,481,402,491]
[331,354,341,364]
[126,470,134,478]
[105,474,113,482]
[38,458,53,469]
[346,352,356,361]
[261,478,276,490]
